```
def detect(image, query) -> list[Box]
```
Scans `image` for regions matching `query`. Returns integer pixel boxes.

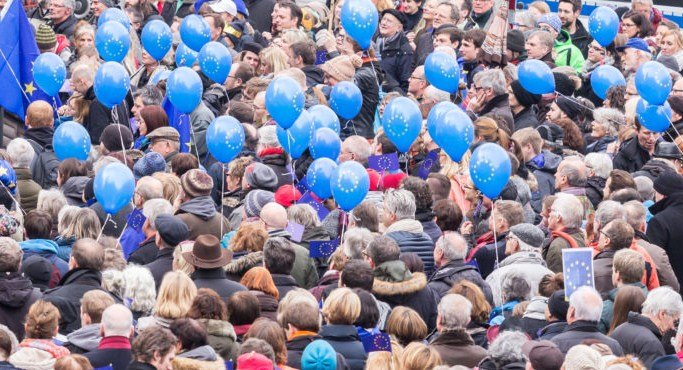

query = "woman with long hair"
[137,271,197,330]
[54,207,101,261]
[241,267,280,321]
[134,106,169,151]
[609,285,646,334]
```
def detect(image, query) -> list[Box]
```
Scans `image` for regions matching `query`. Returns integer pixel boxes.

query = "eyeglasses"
[673,89,683,94]
[622,22,636,28]
[409,76,425,81]
[599,230,610,239]
[589,45,606,54]
[538,25,555,33]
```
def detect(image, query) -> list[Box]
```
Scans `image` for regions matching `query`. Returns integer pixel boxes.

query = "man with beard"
[558,0,592,58]
[618,38,653,76]
[613,119,661,173]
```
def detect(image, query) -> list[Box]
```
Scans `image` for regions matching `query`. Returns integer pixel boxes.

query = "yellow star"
[0,167,7,176]
[24,82,37,96]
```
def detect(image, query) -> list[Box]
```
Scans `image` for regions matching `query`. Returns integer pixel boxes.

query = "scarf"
[580,56,615,79]
[376,32,400,53]
[384,218,424,234]
[20,339,70,359]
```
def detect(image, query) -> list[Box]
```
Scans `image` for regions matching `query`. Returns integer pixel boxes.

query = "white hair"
[593,108,625,137]
[487,331,527,364]
[37,189,68,221]
[342,227,373,259]
[595,200,624,229]
[552,193,584,229]
[438,294,471,330]
[383,189,416,220]
[642,286,683,317]
[623,200,646,231]
[569,286,603,322]
[634,176,655,201]
[6,138,35,168]
[142,198,173,231]
[473,69,507,95]
[436,232,468,261]
[101,304,134,337]
[423,86,451,103]
[101,269,125,301]
[258,125,280,150]
[584,153,613,179]
[122,265,156,315]
[93,155,122,174]
[631,0,652,6]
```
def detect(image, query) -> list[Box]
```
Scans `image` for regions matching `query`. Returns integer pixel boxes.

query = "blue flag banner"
[358,327,392,353]
[295,175,309,194]
[162,97,191,153]
[119,208,146,260]
[309,238,340,259]
[0,0,60,119]
[297,191,330,221]
[417,149,439,180]
[224,361,234,370]
[94,366,113,370]
[368,153,400,173]
[562,248,595,299]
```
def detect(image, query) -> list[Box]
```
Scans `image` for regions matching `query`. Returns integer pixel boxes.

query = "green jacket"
[554,30,585,74]
[599,282,648,333]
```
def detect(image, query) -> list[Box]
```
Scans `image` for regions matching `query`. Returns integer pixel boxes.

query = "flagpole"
[0,107,5,149]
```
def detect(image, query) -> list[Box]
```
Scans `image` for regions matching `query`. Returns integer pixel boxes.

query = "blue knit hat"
[537,13,562,34]
[301,340,337,370]
[133,152,166,179]
[651,355,683,370]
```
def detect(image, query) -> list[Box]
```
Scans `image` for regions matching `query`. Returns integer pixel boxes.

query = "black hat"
[507,29,525,53]
[381,9,407,28]
[654,170,683,197]
[242,42,263,55]
[511,80,542,107]
[654,142,683,161]
[553,72,576,96]
[555,95,583,119]
[100,124,134,152]
[155,214,190,247]
[21,255,51,291]
[548,289,569,321]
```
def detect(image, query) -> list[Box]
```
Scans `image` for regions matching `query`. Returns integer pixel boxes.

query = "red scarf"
[20,339,70,359]
[98,336,132,350]
[258,147,284,158]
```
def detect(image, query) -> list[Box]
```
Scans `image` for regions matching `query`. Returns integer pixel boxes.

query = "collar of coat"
[373,270,428,297]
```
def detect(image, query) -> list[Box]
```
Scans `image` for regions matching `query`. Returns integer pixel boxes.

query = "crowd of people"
[1,0,683,368]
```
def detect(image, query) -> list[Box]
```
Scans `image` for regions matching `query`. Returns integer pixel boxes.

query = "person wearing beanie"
[227,162,279,231]
[35,24,57,53]
[506,29,527,64]
[99,124,134,154]
[509,80,541,131]
[144,214,190,289]
[301,340,337,370]
[49,0,78,39]
[522,340,565,370]
[562,344,605,370]
[274,185,302,208]
[665,95,683,142]
[176,169,231,241]
[486,223,553,306]
[376,9,414,94]
[133,152,166,180]
[648,170,683,284]
[244,190,275,219]
[539,290,569,340]
[651,355,683,370]
[237,351,274,370]
[320,56,357,84]
[537,13,586,74]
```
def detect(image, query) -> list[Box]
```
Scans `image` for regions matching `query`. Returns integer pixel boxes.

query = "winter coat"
[376,32,414,94]
[14,168,40,212]
[129,236,158,266]
[144,247,174,291]
[192,268,247,304]
[585,176,606,210]
[613,137,651,173]
[224,251,262,281]
[462,59,485,89]
[417,209,442,245]
[477,358,526,370]
[302,65,324,88]
[594,249,617,298]
[84,336,133,370]
[0,361,21,369]
[542,228,587,273]
[428,259,493,303]
[189,102,214,165]
[9,340,69,370]
[65,323,101,353]
[268,229,319,289]
[300,225,332,278]
[554,30,586,74]
[479,94,514,134]
[176,196,231,241]
[486,251,554,306]
[309,271,340,302]
[91,202,132,238]
[539,321,568,340]
[526,150,562,212]
[522,297,548,339]
[43,268,106,335]
[318,325,367,370]
[385,219,436,276]
[470,232,508,279]
[513,107,539,131]
[250,290,278,321]
[272,273,300,301]
[647,192,683,284]
[258,148,293,189]
[0,272,41,340]
[551,320,623,355]
[570,20,593,58]
[197,319,239,361]
[585,135,616,154]
[286,333,349,370]
[344,60,381,140]
[172,345,225,370]
[636,234,680,292]
[61,176,89,207]
[53,15,78,38]
[21,239,69,286]
[599,282,648,333]
[136,316,173,331]
[632,159,673,182]
[372,260,439,332]
[82,86,130,145]
[611,312,665,368]
[244,0,274,33]
[413,29,434,66]
[429,329,487,367]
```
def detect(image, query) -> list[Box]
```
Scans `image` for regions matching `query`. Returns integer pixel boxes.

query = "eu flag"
[162,97,191,153]
[368,153,400,173]
[119,208,146,260]
[562,248,595,299]
[0,0,57,119]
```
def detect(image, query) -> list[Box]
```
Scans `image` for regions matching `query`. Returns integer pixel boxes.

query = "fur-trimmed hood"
[372,271,428,297]
[224,251,263,276]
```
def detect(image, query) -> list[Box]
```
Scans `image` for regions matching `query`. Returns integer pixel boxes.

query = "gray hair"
[0,237,21,273]
[6,138,35,168]
[287,204,321,228]
[473,69,507,96]
[258,125,280,150]
[342,136,372,165]
[642,286,683,317]
[569,286,603,322]
[631,0,653,6]
[501,274,531,302]
[122,265,156,315]
[584,153,613,179]
[593,108,624,137]
[552,193,584,229]
[438,294,471,331]
[133,85,163,106]
[515,10,538,29]
[437,0,459,23]
[101,304,134,337]
[436,232,468,261]
[529,30,555,54]
[558,159,587,187]
[62,0,76,10]
[595,200,624,230]
[487,331,528,364]
[37,189,68,222]
[142,198,174,231]
[634,176,655,201]
[102,268,125,299]
[136,177,164,203]
[383,189,416,220]
[423,86,451,103]
[342,227,373,259]
[623,200,646,231]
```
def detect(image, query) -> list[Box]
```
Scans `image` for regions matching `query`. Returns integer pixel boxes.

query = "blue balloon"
[308,105,341,135]
[636,61,672,105]
[310,127,341,160]
[306,158,337,199]
[167,67,203,114]
[518,60,555,94]
[588,6,619,47]
[94,163,135,215]
[94,62,130,109]
[636,99,672,133]
[331,161,369,211]
[206,116,245,163]
[33,52,66,96]
[590,65,626,100]
[141,20,172,61]
[426,101,457,135]
[340,0,378,50]
[97,8,130,30]
[52,121,91,161]
[424,52,460,93]
[330,81,362,120]
[180,14,211,52]
[95,21,130,62]
[199,41,232,84]
[175,42,198,67]
[150,69,171,85]
[382,97,422,153]
[266,76,305,129]
[277,110,312,159]
[469,143,511,199]
[429,106,474,162]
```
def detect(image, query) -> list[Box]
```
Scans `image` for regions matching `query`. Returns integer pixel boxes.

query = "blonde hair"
[399,342,442,370]
[280,29,309,46]
[173,241,195,275]
[276,288,318,325]
[155,271,197,320]
[385,307,428,347]
[152,172,182,205]
[260,46,289,75]
[529,1,550,14]
[662,29,683,52]
[322,287,361,325]
[62,208,101,239]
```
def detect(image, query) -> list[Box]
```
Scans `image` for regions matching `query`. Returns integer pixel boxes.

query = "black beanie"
[553,72,576,96]
[548,290,569,321]
[511,80,542,107]
[507,30,525,53]
[100,124,134,152]
[555,95,583,119]
[654,170,683,197]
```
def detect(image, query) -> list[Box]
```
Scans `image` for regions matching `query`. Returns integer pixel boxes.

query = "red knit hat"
[237,352,273,370]
[382,172,407,190]
[274,184,302,207]
[366,169,381,191]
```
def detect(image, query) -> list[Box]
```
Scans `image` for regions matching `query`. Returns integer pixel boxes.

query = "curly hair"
[605,85,626,112]
[400,176,433,212]
[132,327,177,363]
[229,222,269,253]
[187,288,228,321]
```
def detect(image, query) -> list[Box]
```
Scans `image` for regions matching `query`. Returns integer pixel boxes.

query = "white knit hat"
[563,345,606,370]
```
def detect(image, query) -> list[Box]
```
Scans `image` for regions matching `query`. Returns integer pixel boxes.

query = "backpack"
[27,139,60,189]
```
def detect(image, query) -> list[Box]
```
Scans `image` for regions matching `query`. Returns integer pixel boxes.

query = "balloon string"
[97,214,113,242]
[490,204,504,305]
[220,163,225,239]
[113,109,129,165]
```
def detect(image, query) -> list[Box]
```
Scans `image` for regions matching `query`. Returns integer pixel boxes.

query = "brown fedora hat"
[182,234,232,269]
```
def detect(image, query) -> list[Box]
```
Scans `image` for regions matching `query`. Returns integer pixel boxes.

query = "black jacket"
[192,268,247,304]
[53,15,78,38]
[302,65,324,88]
[479,94,514,134]
[126,362,156,370]
[611,312,665,368]
[551,320,623,355]
[413,29,434,66]
[259,151,293,189]
[272,273,299,301]
[647,192,683,284]
[24,126,54,149]
[0,272,41,339]
[319,325,367,370]
[570,20,593,59]
[344,60,381,140]
[585,176,605,210]
[513,107,539,131]
[128,237,158,266]
[286,334,349,370]
[44,268,106,335]
[376,32,414,94]
[539,320,568,340]
[471,232,507,279]
[664,119,683,142]
[82,86,131,145]
[244,0,274,32]
[613,137,651,173]
[144,247,174,291]
[159,0,193,25]
[428,259,493,303]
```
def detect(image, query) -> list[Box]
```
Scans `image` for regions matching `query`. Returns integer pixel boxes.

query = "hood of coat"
[373,269,428,297]
[8,347,57,369]
[319,324,361,340]
[178,345,218,361]
[528,150,562,173]
[24,127,54,148]
[499,251,546,268]
[20,239,59,255]
[0,272,36,308]
[61,176,90,206]
[251,290,279,311]
[177,196,217,220]
[198,319,237,341]
[302,225,331,243]
[66,323,101,352]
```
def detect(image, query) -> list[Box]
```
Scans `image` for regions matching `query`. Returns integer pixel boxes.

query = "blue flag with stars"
[119,208,146,260]
[358,327,392,353]
[368,153,400,173]
[162,97,191,153]
[297,191,330,221]
[309,238,340,259]
[562,248,595,299]
[0,0,59,119]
